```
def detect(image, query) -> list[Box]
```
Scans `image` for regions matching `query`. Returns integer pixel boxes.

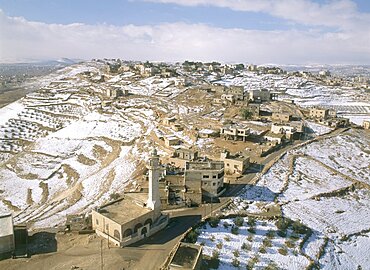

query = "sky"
[0,0,370,64]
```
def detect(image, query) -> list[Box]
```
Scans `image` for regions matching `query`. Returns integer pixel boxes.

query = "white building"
[0,213,14,255]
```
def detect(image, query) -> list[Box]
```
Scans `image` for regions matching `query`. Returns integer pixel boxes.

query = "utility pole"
[100,239,103,270]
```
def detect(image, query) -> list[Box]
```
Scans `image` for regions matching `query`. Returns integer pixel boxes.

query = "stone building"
[271,112,292,122]
[92,149,169,247]
[184,161,224,198]
[248,89,271,102]
[309,108,329,119]
[363,120,370,129]
[220,125,250,141]
[174,148,198,161]
[220,150,250,175]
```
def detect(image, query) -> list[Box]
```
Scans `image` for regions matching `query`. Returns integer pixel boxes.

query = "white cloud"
[0,9,369,64]
[143,0,370,31]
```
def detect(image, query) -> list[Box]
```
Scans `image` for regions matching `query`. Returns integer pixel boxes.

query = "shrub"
[241,109,253,120]
[210,235,215,242]
[266,230,275,239]
[216,241,223,249]
[209,217,220,228]
[275,217,289,232]
[246,261,255,270]
[265,262,279,270]
[224,235,231,241]
[231,226,239,235]
[234,216,244,227]
[241,243,251,251]
[259,246,267,253]
[247,227,256,234]
[247,235,254,242]
[209,250,220,269]
[247,216,256,226]
[232,258,240,267]
[292,220,308,234]
[285,240,295,248]
[223,222,230,229]
[278,247,288,256]
[251,255,260,264]
[233,249,240,257]
[185,230,199,243]
[277,230,287,237]
[262,238,272,247]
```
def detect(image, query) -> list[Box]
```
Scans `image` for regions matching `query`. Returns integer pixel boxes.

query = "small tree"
[233,249,240,257]
[232,258,240,267]
[185,230,199,243]
[241,109,253,120]
[231,226,239,235]
[278,247,288,256]
[209,217,220,228]
[234,216,244,227]
[209,249,220,269]
[247,216,256,226]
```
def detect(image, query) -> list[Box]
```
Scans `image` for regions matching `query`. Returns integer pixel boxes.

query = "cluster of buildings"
[309,107,349,128]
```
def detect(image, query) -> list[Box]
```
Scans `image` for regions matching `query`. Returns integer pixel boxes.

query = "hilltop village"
[0,60,369,269]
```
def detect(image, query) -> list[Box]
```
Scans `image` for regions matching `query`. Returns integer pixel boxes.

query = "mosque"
[92,149,169,247]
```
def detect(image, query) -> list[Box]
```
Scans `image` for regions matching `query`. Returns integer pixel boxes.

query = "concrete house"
[270,123,299,140]
[0,213,14,256]
[174,148,199,161]
[165,135,181,147]
[248,89,271,102]
[220,150,250,175]
[363,120,370,129]
[220,125,250,141]
[227,86,244,101]
[309,108,329,119]
[92,149,169,247]
[185,161,225,198]
[271,112,292,122]
[221,94,235,104]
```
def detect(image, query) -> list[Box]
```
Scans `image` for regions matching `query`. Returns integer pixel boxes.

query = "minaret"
[147,148,161,212]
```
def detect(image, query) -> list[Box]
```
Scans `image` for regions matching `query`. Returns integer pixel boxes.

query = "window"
[96,219,99,225]
[234,165,238,169]
[212,175,216,179]
[203,175,209,178]
[213,183,216,186]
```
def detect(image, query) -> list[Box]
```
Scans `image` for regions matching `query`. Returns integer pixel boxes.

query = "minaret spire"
[147,148,161,211]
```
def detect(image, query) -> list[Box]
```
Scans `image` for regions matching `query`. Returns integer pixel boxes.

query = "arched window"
[134,223,143,233]
[141,227,148,236]
[144,218,152,226]
[123,228,132,238]
[114,229,121,240]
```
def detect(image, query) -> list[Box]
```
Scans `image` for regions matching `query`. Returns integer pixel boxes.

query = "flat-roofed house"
[185,161,224,198]
[220,150,250,175]
[309,108,329,119]
[0,213,14,256]
[220,125,250,142]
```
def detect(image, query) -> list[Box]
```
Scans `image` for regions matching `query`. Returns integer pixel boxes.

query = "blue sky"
[0,0,370,64]
[0,0,306,30]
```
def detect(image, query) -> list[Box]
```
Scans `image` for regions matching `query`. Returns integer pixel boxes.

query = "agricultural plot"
[222,129,370,269]
[195,217,313,270]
